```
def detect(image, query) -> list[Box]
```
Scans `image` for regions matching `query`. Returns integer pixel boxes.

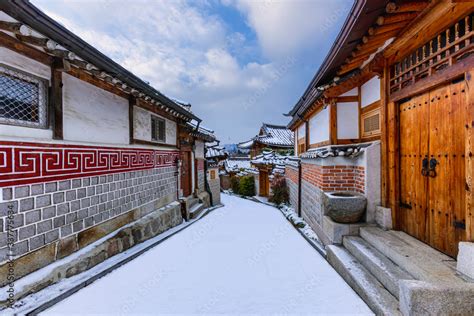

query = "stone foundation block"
[322,216,368,244]
[375,206,393,230]
[457,242,474,279]
[399,280,474,316]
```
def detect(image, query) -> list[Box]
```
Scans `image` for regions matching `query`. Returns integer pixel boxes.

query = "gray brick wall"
[287,178,298,211]
[0,166,177,262]
[197,169,205,192]
[301,179,324,233]
[209,177,221,205]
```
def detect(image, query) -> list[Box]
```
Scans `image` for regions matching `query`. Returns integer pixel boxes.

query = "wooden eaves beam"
[385,2,430,14]
[376,12,418,26]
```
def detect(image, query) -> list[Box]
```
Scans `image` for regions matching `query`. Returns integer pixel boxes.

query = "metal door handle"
[421,157,429,176]
[429,158,438,178]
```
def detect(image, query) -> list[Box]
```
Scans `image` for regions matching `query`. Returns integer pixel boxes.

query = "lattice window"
[0,64,48,128]
[361,108,381,138]
[151,115,166,142]
[390,13,474,94]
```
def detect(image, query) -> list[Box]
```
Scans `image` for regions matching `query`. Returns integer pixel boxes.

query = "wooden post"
[329,99,337,145]
[380,63,390,207]
[466,69,474,241]
[305,121,310,151]
[51,58,66,140]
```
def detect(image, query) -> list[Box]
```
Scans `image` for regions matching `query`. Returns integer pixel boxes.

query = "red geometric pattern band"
[0,141,179,187]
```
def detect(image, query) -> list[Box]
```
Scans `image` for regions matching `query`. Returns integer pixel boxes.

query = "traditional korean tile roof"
[299,143,372,159]
[251,150,291,166]
[224,157,257,174]
[206,146,227,159]
[238,123,294,149]
[185,122,216,142]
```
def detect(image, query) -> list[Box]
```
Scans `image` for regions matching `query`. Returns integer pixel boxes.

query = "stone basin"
[323,191,367,224]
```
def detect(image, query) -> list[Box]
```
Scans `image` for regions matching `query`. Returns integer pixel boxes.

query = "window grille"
[0,64,48,128]
[390,13,473,94]
[151,115,166,142]
[361,108,381,138]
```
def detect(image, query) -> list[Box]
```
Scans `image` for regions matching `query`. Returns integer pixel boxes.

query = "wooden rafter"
[376,13,418,26]
[385,2,429,14]
[0,20,31,35]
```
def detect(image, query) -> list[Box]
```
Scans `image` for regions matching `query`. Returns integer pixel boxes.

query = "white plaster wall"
[340,87,358,97]
[337,102,359,139]
[0,47,53,140]
[195,141,205,159]
[361,76,380,107]
[297,123,306,139]
[63,74,129,144]
[309,107,329,145]
[133,106,177,146]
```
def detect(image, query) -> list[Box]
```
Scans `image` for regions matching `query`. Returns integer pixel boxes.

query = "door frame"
[383,64,474,248]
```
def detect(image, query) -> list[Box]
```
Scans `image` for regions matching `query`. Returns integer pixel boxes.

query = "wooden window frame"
[151,115,166,143]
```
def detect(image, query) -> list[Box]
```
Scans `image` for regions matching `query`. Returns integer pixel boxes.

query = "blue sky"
[32,0,352,143]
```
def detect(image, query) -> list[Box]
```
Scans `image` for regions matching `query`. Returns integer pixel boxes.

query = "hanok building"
[205,143,227,206]
[0,0,216,301]
[285,1,474,314]
[238,123,294,158]
[251,150,289,197]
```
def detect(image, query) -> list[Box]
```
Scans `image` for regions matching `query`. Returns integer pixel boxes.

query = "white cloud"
[227,0,351,59]
[32,0,350,143]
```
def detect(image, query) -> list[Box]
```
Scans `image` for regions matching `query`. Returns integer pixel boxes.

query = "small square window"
[0,64,48,128]
[151,115,166,142]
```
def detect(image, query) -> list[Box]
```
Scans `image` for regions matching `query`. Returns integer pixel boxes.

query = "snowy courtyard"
[42,194,372,315]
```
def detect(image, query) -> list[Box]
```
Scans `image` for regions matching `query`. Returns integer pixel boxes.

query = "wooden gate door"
[181,151,192,197]
[399,80,467,257]
[259,170,268,196]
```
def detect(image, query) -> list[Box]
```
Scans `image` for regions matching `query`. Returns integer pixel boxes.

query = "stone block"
[399,280,474,316]
[323,215,350,244]
[2,188,12,201]
[44,182,57,193]
[19,224,36,240]
[0,201,18,216]
[14,186,30,199]
[37,220,53,234]
[0,242,56,287]
[56,235,78,259]
[31,184,44,196]
[25,209,41,224]
[20,197,35,212]
[42,206,56,219]
[456,242,474,279]
[375,206,393,230]
[45,229,59,243]
[30,234,45,250]
[36,195,51,208]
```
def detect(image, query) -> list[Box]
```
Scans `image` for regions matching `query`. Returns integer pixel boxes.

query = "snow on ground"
[42,194,372,315]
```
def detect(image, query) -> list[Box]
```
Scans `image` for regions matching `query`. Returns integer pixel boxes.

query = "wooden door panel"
[428,81,466,257]
[181,152,192,197]
[399,93,429,242]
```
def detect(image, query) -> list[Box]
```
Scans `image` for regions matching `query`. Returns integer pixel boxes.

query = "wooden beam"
[390,54,474,102]
[305,121,310,151]
[136,98,176,122]
[336,95,358,103]
[51,58,63,140]
[0,21,31,35]
[0,31,52,65]
[67,66,129,99]
[376,13,418,26]
[329,100,337,145]
[368,21,408,36]
[383,1,472,61]
[362,28,401,45]
[386,2,429,14]
[46,49,75,60]
[380,62,390,207]
[15,34,57,50]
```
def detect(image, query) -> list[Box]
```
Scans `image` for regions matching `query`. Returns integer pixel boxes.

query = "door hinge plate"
[400,202,412,209]
[453,221,466,229]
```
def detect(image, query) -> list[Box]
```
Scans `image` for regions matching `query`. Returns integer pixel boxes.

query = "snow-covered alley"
[42,194,372,315]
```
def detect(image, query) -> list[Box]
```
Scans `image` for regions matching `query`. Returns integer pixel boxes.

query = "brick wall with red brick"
[301,164,365,193]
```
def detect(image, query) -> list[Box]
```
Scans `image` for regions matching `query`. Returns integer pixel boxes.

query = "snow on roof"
[257,123,294,147]
[186,121,216,141]
[224,157,257,174]
[206,146,227,159]
[251,150,290,166]
[300,143,372,159]
[238,123,294,149]
[237,139,255,149]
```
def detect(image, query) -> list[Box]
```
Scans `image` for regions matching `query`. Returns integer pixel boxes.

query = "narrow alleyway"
[43,194,371,315]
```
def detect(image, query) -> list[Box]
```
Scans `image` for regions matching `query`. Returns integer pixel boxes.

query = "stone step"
[189,203,205,220]
[359,227,462,284]
[188,197,200,210]
[343,236,414,299]
[327,245,401,316]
